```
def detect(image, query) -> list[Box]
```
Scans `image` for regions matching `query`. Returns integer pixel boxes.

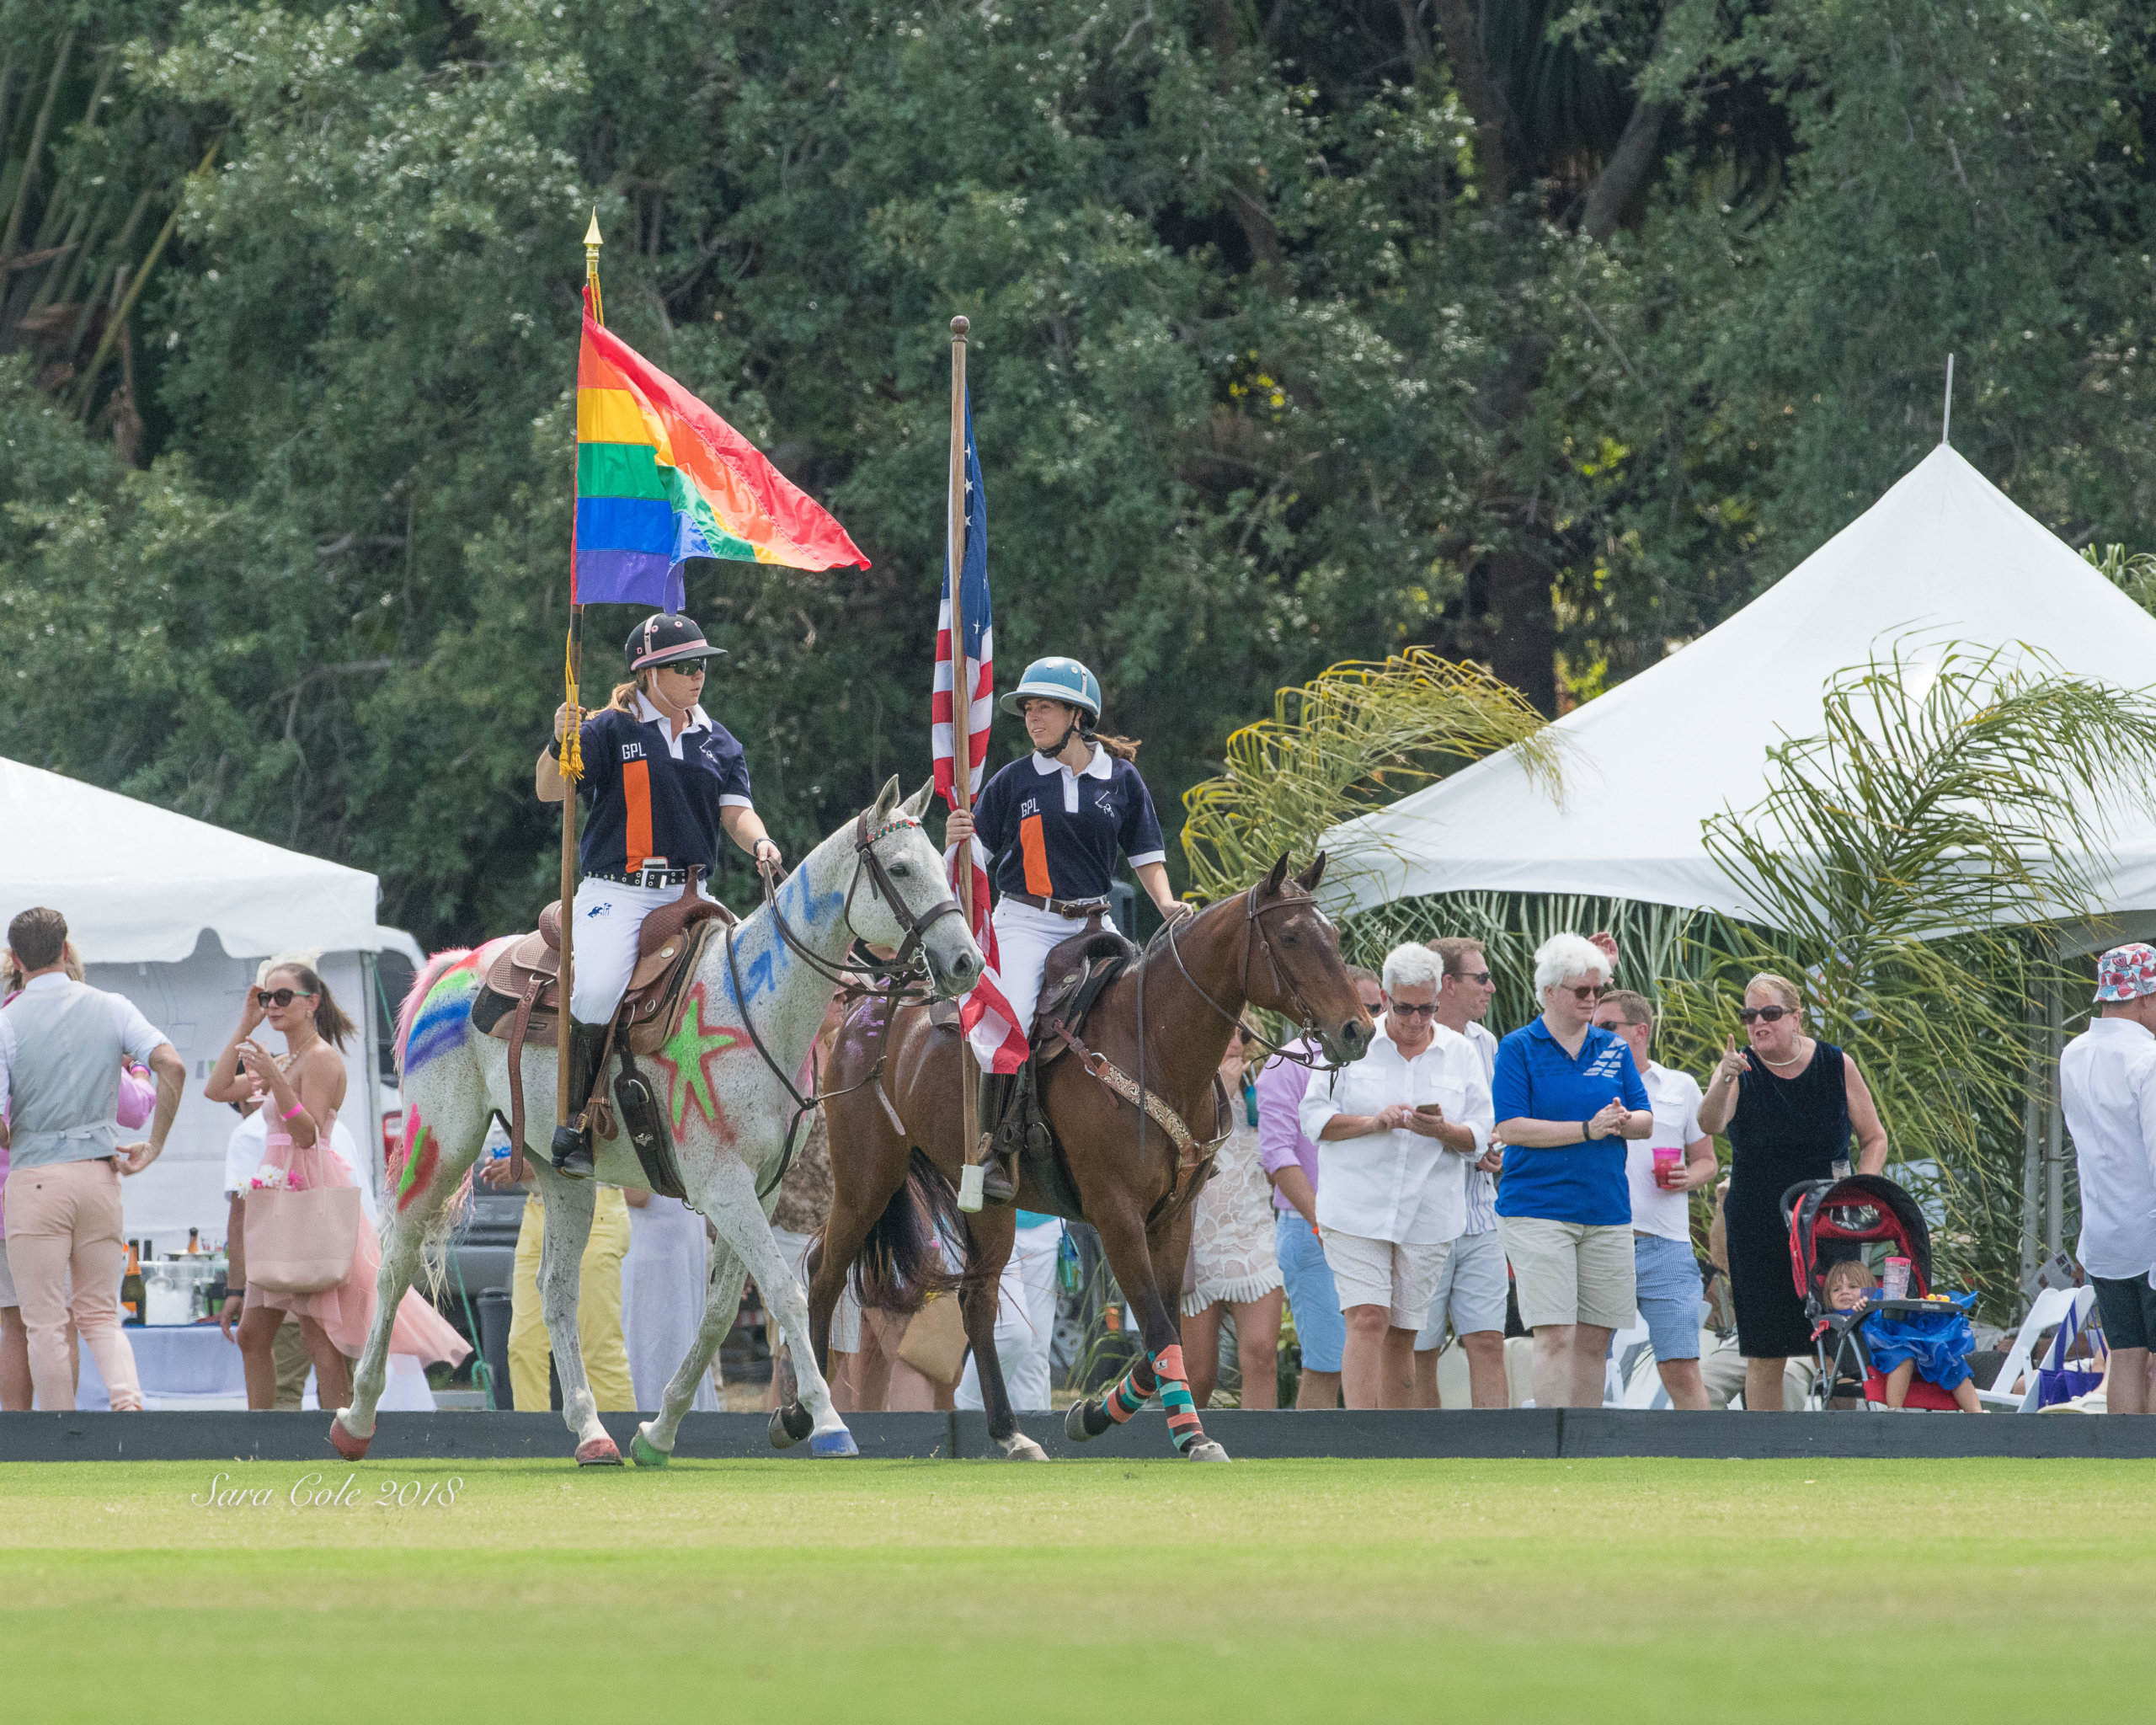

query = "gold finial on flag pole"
[584,208,605,327]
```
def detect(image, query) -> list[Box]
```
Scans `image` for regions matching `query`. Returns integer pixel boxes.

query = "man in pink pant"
[0,908,184,1411]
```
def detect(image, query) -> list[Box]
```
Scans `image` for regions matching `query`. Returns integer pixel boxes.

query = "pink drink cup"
[1652,1146,1682,1188]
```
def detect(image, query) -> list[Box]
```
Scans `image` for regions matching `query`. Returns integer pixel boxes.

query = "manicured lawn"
[2,1456,2145,1722]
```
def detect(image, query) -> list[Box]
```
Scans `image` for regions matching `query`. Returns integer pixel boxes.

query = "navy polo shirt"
[1492,1019,1650,1226]
[569,695,753,876]
[973,746,1166,903]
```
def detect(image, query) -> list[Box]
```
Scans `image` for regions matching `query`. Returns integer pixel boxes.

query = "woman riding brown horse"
[792,853,1371,1461]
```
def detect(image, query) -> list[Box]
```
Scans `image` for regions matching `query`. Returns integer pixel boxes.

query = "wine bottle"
[121,1242,145,1326]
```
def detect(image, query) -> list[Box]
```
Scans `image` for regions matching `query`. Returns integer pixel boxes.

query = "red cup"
[1652,1146,1682,1188]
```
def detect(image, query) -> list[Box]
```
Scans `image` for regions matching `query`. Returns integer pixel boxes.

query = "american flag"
[932,391,1029,1074]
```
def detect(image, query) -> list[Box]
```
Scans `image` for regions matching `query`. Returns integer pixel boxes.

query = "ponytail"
[609,676,645,714]
[267,964,356,1050]
[1084,729,1142,762]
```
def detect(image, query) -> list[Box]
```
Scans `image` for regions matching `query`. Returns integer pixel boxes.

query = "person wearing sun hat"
[942,655,1185,1208]
[536,611,782,1178]
[2059,942,2156,1414]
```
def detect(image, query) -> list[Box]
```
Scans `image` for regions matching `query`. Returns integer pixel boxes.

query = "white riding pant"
[568,874,718,1025]
[957,1217,1066,1413]
[988,896,1093,1041]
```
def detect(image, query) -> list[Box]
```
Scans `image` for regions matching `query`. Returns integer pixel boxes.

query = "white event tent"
[1,756,420,1252]
[1323,444,2156,937]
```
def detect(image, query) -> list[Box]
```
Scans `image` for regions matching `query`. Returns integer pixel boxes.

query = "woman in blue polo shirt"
[1490,932,1651,1408]
[942,656,1184,1207]
[536,611,782,1176]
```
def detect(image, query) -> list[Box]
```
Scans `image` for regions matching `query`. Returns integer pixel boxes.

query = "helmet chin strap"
[1034,715,1092,760]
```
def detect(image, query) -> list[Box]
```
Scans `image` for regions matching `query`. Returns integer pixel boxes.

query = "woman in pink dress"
[206,964,466,1408]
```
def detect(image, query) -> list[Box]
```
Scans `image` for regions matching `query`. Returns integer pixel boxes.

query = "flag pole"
[555,211,604,1154]
[947,314,983,1209]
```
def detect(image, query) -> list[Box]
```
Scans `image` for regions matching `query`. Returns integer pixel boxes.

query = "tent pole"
[2021,975,2042,1289]
[1941,352,1955,446]
[2045,962,2065,1258]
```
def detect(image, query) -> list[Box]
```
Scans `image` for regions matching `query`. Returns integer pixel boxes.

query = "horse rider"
[942,655,1186,1206]
[536,611,782,1178]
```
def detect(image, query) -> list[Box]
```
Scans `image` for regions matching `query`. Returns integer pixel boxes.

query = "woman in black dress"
[1694,971,1887,1411]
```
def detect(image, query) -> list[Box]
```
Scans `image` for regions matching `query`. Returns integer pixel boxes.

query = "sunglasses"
[1456,971,1492,986]
[655,658,708,676]
[254,988,316,1009]
[1737,1005,1795,1025]
[1557,985,1606,1002]
[1387,1000,1438,1018]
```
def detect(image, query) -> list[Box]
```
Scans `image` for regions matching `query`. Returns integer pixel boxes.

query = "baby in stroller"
[1824,1260,1982,1413]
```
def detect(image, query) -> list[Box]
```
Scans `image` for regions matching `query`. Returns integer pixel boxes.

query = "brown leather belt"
[1006,890,1111,920]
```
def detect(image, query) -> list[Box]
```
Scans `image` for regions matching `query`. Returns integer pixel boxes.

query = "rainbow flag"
[574,311,868,608]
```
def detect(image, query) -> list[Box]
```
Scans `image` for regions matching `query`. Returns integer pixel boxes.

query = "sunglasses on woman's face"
[658,659,707,676]
[1737,1005,1793,1025]
[255,988,316,1009]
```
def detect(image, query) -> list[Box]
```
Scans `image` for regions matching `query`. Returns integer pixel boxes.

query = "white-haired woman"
[1491,932,1652,1409]
[1299,943,1493,1409]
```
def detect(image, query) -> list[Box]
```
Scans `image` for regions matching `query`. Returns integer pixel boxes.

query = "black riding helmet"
[626,611,727,672]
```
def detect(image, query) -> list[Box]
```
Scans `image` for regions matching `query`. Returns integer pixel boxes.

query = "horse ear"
[873,775,901,823]
[899,778,935,820]
[1260,853,1290,899]
[1295,852,1327,894]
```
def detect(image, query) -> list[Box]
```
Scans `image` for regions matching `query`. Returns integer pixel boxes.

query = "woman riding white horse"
[536,611,782,1178]
[943,655,1185,1207]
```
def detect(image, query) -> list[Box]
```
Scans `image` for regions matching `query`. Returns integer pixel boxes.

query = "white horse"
[329,777,982,1465]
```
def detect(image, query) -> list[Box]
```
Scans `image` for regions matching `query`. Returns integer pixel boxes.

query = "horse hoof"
[328,1413,371,1461]
[575,1434,624,1466]
[1186,1439,1231,1464]
[768,1402,814,1450]
[998,1432,1050,1462]
[1065,1400,1098,1445]
[808,1429,860,1458]
[629,1428,670,1469]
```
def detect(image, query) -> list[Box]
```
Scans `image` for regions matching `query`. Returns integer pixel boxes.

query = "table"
[74,1323,440,1412]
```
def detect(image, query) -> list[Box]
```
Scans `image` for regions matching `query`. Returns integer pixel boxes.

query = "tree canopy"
[4,1,2154,948]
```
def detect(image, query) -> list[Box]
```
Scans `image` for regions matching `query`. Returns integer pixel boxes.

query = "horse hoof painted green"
[629,1429,670,1469]
[769,1402,814,1450]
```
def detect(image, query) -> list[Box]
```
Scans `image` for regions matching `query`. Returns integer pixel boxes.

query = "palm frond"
[1181,649,1561,899]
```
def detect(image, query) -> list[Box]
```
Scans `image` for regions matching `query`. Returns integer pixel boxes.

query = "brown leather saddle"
[470,873,734,1191]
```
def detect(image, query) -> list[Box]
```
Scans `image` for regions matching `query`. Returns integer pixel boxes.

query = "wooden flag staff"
[553,211,605,1156]
[947,315,985,1212]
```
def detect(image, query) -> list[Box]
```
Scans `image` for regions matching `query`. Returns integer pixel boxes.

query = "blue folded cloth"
[1861,1291,1977,1392]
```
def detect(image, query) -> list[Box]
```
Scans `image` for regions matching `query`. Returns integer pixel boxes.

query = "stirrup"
[552,1119,595,1180]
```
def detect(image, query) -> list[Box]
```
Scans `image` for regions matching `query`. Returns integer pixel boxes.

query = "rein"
[1159,886,1348,1072]
[722,808,965,1198]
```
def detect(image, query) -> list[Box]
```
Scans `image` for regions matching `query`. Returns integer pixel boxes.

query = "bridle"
[723,804,969,1197]
[1160,884,1354,1072]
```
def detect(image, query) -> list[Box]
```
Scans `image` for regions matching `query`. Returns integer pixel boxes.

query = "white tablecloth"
[74,1324,437,1412]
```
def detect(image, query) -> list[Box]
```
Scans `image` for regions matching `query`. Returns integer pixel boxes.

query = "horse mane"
[393,948,472,1069]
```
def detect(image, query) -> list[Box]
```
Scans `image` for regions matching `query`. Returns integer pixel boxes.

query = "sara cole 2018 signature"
[190,1471,464,1510]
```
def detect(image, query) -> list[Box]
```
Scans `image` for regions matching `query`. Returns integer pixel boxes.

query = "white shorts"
[1415,1226,1508,1349]
[1321,1231,1451,1331]
[1499,1215,1636,1332]
[568,873,719,1023]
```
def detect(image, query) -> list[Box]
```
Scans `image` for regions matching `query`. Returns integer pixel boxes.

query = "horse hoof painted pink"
[329,778,982,1466]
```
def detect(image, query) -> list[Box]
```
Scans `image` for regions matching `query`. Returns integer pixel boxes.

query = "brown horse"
[787,853,1371,1462]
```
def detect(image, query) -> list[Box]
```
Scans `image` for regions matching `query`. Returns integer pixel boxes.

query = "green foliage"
[4,0,2156,965]
[1180,648,1559,900]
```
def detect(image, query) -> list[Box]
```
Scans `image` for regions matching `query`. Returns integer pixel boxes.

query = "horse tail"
[850,1149,969,1314]
[393,948,473,1074]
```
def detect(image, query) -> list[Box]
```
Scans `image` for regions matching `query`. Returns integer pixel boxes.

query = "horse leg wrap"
[1097,1351,1160,1430]
[1150,1344,1206,1454]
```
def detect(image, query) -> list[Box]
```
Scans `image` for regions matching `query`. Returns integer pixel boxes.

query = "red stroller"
[1780,1173,1963,1412]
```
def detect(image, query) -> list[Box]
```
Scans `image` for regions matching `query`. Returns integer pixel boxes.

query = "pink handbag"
[243,1184,361,1293]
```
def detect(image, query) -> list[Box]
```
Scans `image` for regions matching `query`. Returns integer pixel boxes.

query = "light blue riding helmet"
[1000,655,1102,721]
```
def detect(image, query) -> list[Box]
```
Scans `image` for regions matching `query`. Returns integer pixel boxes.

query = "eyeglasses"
[1737,1005,1795,1025]
[657,658,708,676]
[1387,1001,1438,1018]
[254,988,316,1009]
[1457,971,1492,986]
[1557,985,1605,1002]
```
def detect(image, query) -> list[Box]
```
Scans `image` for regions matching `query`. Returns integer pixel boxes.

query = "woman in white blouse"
[1299,944,1493,1408]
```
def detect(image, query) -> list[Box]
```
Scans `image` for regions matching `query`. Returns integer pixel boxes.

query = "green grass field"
[3,1456,2149,1722]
